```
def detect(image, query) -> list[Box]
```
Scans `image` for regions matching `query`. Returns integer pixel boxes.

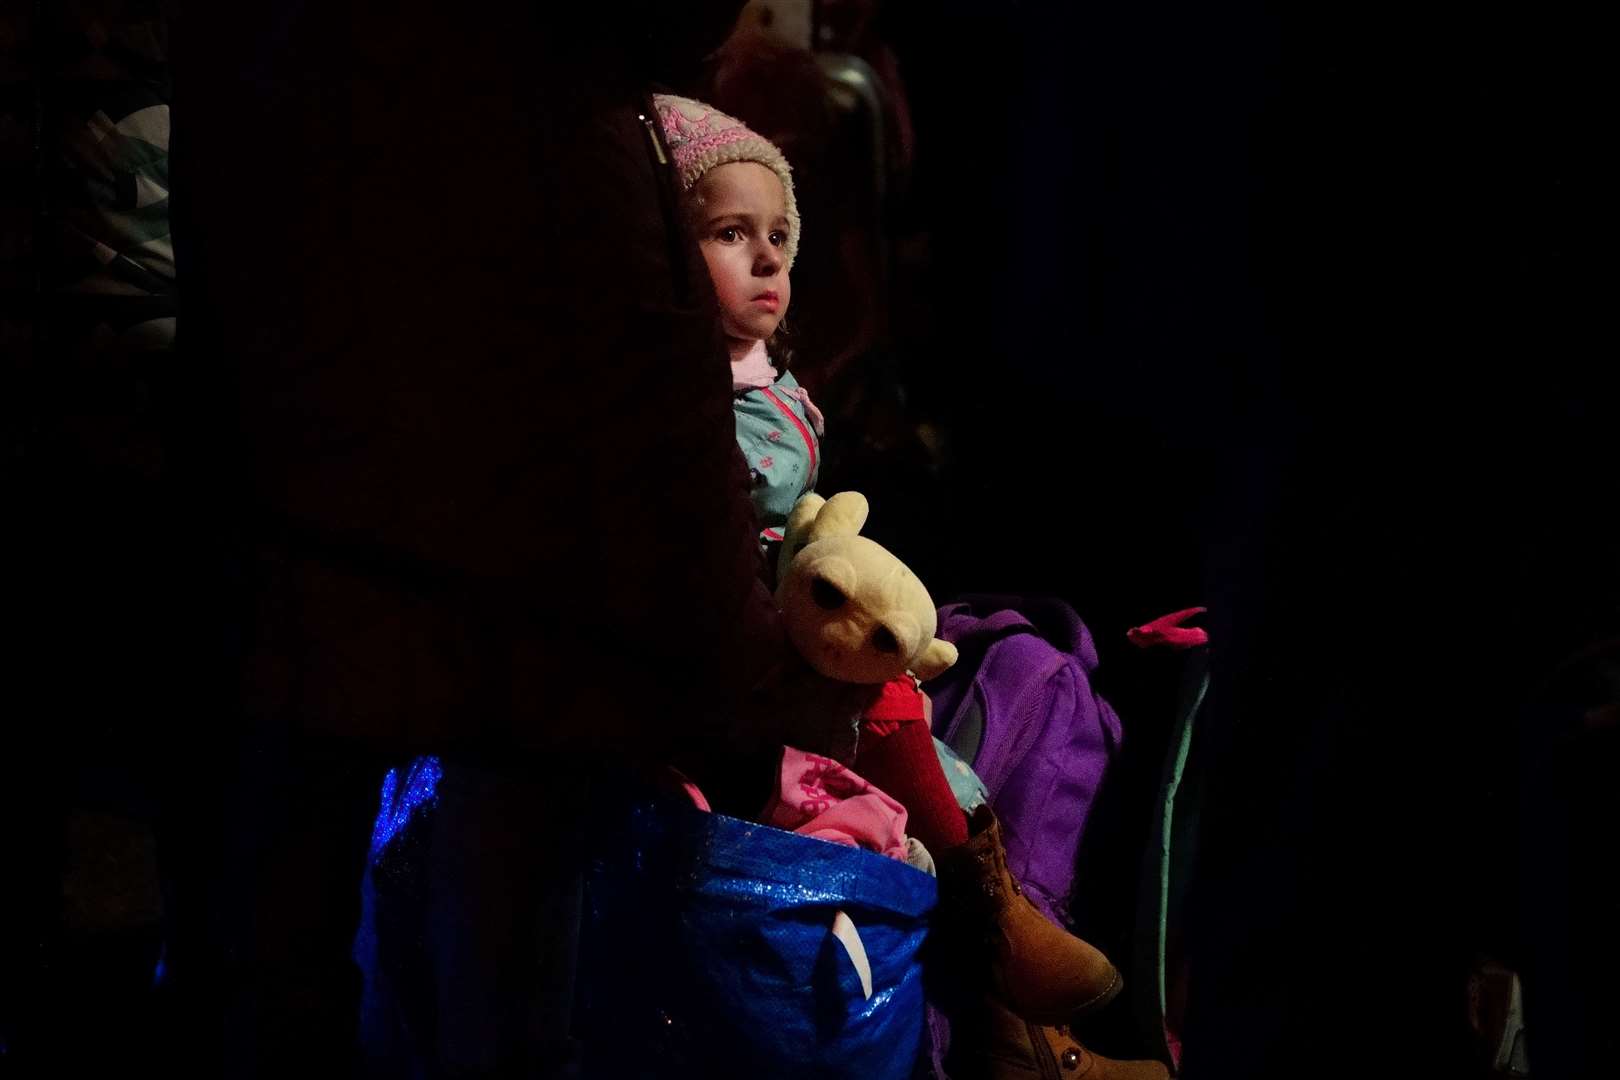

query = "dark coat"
[166,2,786,755]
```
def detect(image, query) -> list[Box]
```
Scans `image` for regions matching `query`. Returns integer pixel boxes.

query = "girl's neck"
[726,335,767,365]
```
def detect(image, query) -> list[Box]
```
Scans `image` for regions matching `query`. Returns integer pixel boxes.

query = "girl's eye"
[769,231,787,247]
[717,227,741,243]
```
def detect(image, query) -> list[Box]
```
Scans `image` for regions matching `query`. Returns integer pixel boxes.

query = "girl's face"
[694,162,792,343]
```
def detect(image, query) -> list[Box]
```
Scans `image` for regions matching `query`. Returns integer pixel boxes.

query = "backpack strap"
[1133,645,1212,1070]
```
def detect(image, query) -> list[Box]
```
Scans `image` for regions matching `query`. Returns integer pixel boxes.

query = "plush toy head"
[775,492,959,685]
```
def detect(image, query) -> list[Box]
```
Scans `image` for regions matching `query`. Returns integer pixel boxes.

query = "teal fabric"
[932,735,988,813]
[733,368,820,540]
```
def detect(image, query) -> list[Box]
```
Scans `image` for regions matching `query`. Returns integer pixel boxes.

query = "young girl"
[655,94,1126,1030]
[655,94,823,552]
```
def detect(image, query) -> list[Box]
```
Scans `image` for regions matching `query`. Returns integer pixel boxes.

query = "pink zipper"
[761,386,818,478]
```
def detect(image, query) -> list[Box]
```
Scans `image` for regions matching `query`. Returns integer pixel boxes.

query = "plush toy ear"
[910,638,959,682]
[810,491,869,542]
[779,493,827,577]
[779,492,871,581]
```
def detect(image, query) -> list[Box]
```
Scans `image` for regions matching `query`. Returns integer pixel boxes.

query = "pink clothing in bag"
[761,748,911,862]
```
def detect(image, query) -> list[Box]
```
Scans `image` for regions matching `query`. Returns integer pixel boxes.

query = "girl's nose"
[753,243,783,276]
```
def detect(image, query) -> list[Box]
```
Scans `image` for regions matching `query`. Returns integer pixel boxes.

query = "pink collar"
[730,338,777,392]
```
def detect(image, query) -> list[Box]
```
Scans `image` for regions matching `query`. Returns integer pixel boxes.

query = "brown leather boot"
[948,995,1171,1080]
[936,805,1123,1025]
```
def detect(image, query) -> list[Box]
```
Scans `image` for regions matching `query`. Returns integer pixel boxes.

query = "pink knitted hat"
[654,93,801,269]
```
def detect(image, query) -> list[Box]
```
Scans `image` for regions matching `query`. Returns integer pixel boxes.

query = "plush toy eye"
[811,578,848,610]
[872,626,901,654]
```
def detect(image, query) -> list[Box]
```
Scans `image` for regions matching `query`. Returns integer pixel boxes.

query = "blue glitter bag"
[578,799,937,1080]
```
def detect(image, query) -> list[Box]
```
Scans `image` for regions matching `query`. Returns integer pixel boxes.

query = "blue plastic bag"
[579,799,937,1079]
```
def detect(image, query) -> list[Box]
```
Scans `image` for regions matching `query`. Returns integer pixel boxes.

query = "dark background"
[862,2,1613,1076]
[4,1,1612,1076]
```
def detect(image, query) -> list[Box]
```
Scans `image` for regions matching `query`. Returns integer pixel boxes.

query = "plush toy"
[773,490,966,857]
[773,491,1130,1036]
[776,491,958,685]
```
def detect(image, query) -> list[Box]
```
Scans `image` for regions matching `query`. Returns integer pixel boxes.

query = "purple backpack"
[924,594,1124,927]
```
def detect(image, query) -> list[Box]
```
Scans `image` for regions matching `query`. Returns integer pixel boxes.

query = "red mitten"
[1128,607,1210,650]
[852,677,969,852]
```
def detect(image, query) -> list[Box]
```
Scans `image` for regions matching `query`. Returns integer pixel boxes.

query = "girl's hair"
[767,317,797,375]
